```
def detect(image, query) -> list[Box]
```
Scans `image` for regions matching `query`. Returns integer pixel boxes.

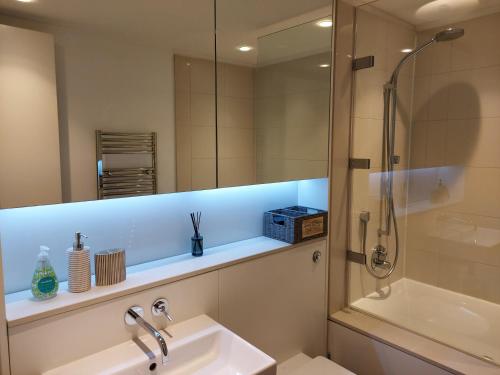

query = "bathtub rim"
[330,308,500,375]
[350,277,499,364]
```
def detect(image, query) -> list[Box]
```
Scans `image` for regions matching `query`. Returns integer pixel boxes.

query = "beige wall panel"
[219,240,327,363]
[0,25,61,208]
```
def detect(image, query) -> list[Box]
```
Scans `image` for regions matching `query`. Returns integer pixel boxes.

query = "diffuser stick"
[190,211,203,257]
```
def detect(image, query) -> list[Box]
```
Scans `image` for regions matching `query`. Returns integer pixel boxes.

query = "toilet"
[279,353,354,375]
[290,357,354,375]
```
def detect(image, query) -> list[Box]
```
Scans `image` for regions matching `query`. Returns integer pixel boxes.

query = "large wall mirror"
[214,0,333,188]
[0,0,332,209]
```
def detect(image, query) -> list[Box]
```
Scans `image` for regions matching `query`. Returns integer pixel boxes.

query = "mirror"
[0,0,216,208]
[215,0,333,187]
[0,0,332,209]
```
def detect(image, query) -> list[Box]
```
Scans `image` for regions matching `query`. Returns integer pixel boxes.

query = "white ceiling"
[367,0,500,30]
[0,0,333,65]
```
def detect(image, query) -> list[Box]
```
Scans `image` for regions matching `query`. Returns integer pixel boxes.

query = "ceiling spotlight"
[316,19,333,28]
[319,64,330,68]
[237,45,253,52]
[401,48,413,53]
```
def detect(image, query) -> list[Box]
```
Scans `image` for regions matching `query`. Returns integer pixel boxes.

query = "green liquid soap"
[31,246,59,300]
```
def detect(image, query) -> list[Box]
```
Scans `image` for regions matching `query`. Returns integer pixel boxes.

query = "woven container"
[67,248,91,293]
[264,206,328,244]
[95,249,126,286]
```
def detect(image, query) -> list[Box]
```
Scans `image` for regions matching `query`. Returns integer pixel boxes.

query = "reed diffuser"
[190,211,203,257]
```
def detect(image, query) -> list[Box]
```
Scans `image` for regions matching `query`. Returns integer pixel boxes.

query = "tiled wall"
[218,62,256,187]
[174,55,256,191]
[175,55,217,191]
[254,53,331,183]
[348,7,415,302]
[406,12,500,304]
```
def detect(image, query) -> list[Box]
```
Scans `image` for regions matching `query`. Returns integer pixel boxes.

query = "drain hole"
[149,362,157,372]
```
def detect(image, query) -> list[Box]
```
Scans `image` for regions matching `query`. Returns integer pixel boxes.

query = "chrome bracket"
[346,250,366,265]
[352,56,375,71]
[349,158,371,170]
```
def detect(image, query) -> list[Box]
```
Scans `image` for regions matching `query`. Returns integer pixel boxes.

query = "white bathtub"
[351,278,500,366]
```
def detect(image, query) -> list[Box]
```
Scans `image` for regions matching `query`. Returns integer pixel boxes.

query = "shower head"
[388,27,465,82]
[434,28,465,42]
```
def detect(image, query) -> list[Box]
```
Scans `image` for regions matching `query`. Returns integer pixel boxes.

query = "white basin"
[43,315,276,375]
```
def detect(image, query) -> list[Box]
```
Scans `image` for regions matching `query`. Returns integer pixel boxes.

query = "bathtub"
[351,278,500,366]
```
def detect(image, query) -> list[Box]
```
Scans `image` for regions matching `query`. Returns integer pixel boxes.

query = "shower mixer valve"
[371,245,392,271]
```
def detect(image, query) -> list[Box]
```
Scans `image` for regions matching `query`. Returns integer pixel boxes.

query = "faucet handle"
[152,298,173,321]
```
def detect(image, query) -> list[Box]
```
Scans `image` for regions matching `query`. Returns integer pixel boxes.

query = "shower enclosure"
[347,0,500,366]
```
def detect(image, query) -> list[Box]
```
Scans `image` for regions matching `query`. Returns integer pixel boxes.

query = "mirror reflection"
[0,0,216,207]
[0,0,333,208]
[215,0,333,187]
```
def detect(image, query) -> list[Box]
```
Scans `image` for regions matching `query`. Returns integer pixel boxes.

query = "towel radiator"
[96,131,157,199]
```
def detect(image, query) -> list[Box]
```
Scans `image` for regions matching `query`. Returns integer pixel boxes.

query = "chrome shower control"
[371,245,391,271]
[152,298,173,321]
[125,306,144,326]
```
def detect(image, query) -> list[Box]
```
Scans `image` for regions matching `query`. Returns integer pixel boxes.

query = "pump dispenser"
[67,232,91,293]
[31,246,59,300]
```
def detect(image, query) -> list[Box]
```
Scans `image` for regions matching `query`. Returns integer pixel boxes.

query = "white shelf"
[5,236,309,327]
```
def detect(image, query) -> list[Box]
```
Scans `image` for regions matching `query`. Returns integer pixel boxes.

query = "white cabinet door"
[219,240,328,363]
[0,25,61,208]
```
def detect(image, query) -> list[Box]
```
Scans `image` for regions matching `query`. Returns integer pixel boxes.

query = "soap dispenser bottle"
[67,232,91,293]
[31,246,59,300]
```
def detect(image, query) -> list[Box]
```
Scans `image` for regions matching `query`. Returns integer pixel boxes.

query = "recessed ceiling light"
[16,0,36,3]
[316,19,333,28]
[237,45,253,52]
[319,64,330,68]
[401,48,413,53]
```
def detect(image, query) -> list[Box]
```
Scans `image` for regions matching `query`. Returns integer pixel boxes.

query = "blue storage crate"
[264,206,328,244]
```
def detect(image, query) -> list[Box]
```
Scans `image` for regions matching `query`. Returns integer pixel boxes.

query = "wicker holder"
[67,248,91,293]
[264,206,328,244]
[95,249,126,286]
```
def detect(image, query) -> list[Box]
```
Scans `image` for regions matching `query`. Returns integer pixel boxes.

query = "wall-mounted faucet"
[125,306,169,365]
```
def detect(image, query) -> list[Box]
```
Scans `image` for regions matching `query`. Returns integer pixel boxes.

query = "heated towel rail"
[96,131,157,199]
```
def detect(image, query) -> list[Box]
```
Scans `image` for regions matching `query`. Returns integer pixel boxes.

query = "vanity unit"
[6,239,327,374]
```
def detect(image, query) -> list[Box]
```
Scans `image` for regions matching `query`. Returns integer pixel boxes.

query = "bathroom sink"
[43,315,276,375]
